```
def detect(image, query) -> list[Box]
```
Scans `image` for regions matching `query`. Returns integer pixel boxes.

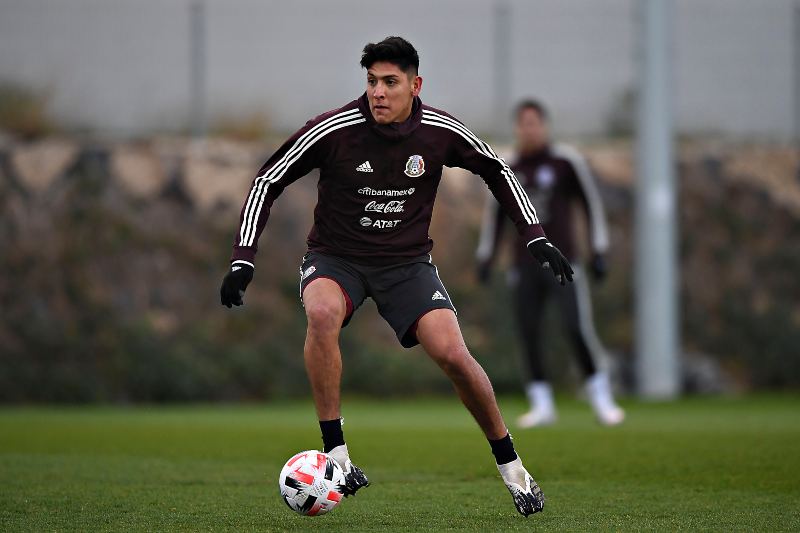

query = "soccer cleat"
[327,444,369,497]
[518,381,557,428]
[585,372,625,426]
[593,404,625,426]
[498,457,545,517]
[516,408,558,428]
[340,460,369,497]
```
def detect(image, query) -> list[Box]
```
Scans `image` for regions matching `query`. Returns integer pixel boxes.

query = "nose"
[372,82,385,99]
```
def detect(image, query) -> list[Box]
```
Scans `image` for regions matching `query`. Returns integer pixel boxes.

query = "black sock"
[319,418,345,453]
[489,433,518,465]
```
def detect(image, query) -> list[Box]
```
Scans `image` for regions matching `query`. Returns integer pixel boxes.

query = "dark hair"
[360,36,419,75]
[515,99,549,122]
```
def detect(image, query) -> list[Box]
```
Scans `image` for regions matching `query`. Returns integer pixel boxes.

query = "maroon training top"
[231,93,546,266]
[476,143,609,266]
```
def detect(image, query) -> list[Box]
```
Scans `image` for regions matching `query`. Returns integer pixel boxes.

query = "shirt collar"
[358,92,423,141]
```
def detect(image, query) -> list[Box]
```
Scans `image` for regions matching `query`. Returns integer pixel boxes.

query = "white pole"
[794,2,800,146]
[635,0,680,398]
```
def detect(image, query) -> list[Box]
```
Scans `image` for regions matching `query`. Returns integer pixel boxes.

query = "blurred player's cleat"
[517,381,557,428]
[516,408,557,428]
[327,444,369,497]
[497,456,545,517]
[586,372,625,426]
[595,404,625,426]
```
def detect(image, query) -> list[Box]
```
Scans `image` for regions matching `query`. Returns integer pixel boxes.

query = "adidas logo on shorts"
[301,265,316,280]
[432,291,446,301]
[356,161,374,173]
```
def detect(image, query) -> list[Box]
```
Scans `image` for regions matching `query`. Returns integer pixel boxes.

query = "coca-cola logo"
[364,200,405,214]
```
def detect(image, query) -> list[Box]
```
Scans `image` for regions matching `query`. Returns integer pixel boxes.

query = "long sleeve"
[231,107,365,263]
[553,143,609,255]
[420,108,546,245]
[475,189,507,265]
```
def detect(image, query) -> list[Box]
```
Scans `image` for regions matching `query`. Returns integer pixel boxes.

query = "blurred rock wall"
[0,136,798,401]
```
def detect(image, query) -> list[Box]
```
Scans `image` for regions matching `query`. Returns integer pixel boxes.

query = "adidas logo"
[301,265,316,280]
[356,161,374,173]
[432,291,446,301]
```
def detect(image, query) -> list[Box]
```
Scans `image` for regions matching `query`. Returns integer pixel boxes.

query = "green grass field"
[1,395,798,532]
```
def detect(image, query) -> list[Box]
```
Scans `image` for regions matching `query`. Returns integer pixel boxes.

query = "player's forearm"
[230,184,278,263]
[485,180,546,244]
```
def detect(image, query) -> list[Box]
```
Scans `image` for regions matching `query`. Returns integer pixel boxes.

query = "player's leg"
[415,309,545,517]
[302,278,347,421]
[416,308,506,438]
[512,264,557,427]
[299,253,370,495]
[370,256,544,515]
[369,256,507,437]
[557,264,624,425]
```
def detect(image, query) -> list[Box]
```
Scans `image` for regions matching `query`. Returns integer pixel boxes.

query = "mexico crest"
[536,165,555,189]
[404,155,425,177]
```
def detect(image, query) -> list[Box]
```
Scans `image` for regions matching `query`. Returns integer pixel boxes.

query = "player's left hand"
[220,261,254,308]
[590,253,608,282]
[527,238,573,285]
[476,260,492,285]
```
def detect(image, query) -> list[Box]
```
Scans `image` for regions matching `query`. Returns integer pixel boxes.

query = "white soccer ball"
[278,450,346,516]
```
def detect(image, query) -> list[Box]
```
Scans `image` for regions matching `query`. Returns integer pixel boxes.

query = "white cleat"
[519,381,557,428]
[594,404,625,426]
[497,456,545,517]
[516,408,558,428]
[586,372,625,426]
[327,444,369,496]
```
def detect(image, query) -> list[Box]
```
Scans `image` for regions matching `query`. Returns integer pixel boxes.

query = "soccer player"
[476,99,625,428]
[220,37,572,517]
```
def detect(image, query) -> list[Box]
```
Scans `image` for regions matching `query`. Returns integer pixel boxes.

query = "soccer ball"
[278,450,346,516]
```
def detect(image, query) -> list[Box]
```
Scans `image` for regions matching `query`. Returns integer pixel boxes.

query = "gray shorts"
[299,251,456,348]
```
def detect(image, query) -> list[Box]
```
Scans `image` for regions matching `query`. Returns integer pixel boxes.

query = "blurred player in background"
[476,99,625,427]
[220,38,574,516]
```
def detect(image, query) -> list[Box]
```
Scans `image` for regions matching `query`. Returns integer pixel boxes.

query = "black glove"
[590,253,608,282]
[476,260,492,285]
[220,261,254,308]
[527,238,574,285]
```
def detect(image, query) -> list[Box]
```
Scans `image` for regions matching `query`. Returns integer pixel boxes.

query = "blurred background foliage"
[1,117,798,401]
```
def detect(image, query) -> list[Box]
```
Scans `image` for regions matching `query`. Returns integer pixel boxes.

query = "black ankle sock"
[319,418,345,453]
[489,433,518,465]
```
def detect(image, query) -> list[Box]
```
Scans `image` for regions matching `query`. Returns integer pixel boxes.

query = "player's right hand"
[527,238,574,286]
[220,261,254,308]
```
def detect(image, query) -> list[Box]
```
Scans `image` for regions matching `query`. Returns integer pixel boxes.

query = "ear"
[411,76,423,97]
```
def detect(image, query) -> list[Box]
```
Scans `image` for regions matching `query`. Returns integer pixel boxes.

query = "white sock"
[525,381,555,413]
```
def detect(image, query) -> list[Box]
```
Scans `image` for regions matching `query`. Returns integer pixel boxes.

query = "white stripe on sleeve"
[421,110,538,225]
[553,143,609,253]
[239,109,365,246]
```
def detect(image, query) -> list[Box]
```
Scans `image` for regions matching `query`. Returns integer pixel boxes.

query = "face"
[366,61,422,124]
[515,107,549,153]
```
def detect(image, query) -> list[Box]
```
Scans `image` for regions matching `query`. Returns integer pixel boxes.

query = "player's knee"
[305,301,345,335]
[434,343,472,375]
